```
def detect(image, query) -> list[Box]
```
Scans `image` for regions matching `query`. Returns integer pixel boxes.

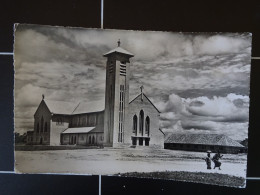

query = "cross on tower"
[140,85,144,93]
[140,85,144,101]
[117,39,121,47]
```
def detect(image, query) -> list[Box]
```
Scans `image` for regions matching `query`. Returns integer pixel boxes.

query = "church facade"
[27,41,164,148]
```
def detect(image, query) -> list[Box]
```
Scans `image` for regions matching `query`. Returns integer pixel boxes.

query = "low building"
[164,133,245,154]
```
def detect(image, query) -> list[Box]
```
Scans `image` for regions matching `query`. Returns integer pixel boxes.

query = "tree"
[15,132,27,143]
[240,138,248,148]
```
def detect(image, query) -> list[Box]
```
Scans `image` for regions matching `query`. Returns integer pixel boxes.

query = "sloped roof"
[43,99,104,115]
[72,100,104,114]
[87,127,104,133]
[103,46,134,57]
[44,99,78,115]
[61,127,95,134]
[129,93,160,113]
[164,133,244,147]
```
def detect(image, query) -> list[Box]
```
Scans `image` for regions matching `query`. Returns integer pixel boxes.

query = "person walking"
[212,151,223,170]
[204,151,212,170]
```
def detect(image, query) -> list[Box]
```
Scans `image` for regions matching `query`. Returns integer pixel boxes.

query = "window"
[79,117,81,126]
[41,116,44,132]
[89,136,92,144]
[120,63,126,76]
[139,110,144,135]
[44,122,47,132]
[145,116,150,136]
[81,117,85,125]
[109,61,114,73]
[89,114,96,126]
[133,115,137,134]
[118,85,125,142]
[85,116,88,125]
[77,117,80,126]
[73,117,77,126]
[96,115,99,124]
[37,123,39,133]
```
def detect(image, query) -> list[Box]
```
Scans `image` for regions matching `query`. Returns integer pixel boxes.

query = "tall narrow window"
[145,116,150,136]
[118,85,125,142]
[77,117,80,126]
[85,116,88,126]
[81,116,84,125]
[37,123,39,133]
[44,122,47,132]
[139,110,144,135]
[41,116,44,132]
[89,114,96,126]
[133,115,137,135]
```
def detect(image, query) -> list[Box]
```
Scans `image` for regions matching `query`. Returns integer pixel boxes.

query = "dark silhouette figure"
[212,151,223,170]
[204,153,211,169]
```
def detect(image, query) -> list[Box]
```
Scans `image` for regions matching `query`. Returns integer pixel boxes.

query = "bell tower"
[103,40,134,147]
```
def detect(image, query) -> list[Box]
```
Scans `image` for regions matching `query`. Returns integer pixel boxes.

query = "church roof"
[43,99,104,115]
[61,127,96,134]
[43,99,78,115]
[103,46,134,57]
[72,100,104,114]
[164,133,244,147]
[129,93,160,113]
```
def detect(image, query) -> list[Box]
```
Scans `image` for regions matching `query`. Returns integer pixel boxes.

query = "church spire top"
[117,39,121,47]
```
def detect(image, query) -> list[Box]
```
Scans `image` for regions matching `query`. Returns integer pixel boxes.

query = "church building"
[27,41,164,148]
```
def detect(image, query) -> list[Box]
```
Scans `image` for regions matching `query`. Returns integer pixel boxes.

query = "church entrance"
[132,137,137,145]
[139,138,143,146]
[145,138,149,146]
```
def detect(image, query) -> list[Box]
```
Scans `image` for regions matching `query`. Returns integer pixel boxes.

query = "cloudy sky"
[14,24,251,141]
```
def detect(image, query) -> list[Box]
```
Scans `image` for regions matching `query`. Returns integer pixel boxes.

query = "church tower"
[103,40,134,147]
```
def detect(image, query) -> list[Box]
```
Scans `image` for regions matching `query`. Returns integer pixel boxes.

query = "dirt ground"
[15,147,247,181]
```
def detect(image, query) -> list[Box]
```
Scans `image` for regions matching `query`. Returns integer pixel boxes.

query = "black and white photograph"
[14,24,251,188]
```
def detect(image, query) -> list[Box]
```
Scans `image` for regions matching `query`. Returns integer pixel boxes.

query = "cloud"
[187,95,249,119]
[15,84,46,107]
[193,35,251,56]
[159,93,249,140]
